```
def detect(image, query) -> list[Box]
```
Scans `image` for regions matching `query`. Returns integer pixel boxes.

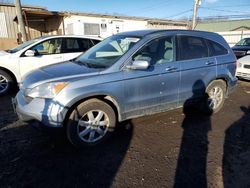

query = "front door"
[19,38,63,79]
[122,36,180,119]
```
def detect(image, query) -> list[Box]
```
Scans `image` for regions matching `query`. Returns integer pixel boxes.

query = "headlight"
[247,50,250,54]
[27,82,68,99]
[237,62,242,68]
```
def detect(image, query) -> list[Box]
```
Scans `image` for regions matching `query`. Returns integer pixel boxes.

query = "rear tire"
[0,70,14,96]
[206,80,227,114]
[66,99,116,147]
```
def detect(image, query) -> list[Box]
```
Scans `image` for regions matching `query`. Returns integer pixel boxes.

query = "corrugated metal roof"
[62,11,187,26]
[0,2,46,10]
[13,9,64,22]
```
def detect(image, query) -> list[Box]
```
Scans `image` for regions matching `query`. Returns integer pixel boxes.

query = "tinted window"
[236,38,250,46]
[65,38,83,53]
[64,38,100,53]
[133,36,174,65]
[178,36,208,61]
[207,40,228,56]
[31,38,62,55]
[91,39,101,46]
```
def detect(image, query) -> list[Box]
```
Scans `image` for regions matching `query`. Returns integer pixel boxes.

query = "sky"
[17,0,250,20]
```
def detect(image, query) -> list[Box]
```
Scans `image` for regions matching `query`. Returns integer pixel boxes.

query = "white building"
[63,12,188,38]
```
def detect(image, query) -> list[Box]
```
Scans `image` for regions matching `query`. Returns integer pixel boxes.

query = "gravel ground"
[0,81,250,188]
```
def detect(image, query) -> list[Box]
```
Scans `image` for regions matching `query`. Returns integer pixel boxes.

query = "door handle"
[205,61,215,65]
[166,67,178,71]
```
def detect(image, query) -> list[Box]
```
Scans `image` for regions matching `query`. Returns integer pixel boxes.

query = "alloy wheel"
[0,75,9,94]
[77,110,110,143]
[208,86,224,110]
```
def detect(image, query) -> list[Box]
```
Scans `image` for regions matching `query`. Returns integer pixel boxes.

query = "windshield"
[6,37,46,53]
[75,35,141,69]
[236,38,250,46]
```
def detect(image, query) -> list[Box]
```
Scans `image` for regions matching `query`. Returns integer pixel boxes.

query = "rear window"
[64,38,99,53]
[207,40,228,56]
[91,39,100,45]
[178,35,208,61]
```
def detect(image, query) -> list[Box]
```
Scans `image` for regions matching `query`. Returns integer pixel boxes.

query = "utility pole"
[15,0,27,42]
[191,0,201,30]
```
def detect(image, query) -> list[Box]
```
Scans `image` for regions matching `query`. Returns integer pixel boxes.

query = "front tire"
[66,99,116,147]
[206,80,227,114]
[0,70,14,96]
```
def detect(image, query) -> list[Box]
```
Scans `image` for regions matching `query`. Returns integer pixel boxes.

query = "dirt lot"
[0,81,250,188]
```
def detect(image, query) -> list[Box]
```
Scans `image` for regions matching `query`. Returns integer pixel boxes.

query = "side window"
[65,38,99,53]
[178,36,208,61]
[65,38,83,53]
[244,38,250,46]
[133,36,174,65]
[31,38,62,55]
[207,40,228,56]
[90,39,100,46]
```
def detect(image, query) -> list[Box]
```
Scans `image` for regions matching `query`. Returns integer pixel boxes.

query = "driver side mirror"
[126,60,150,70]
[24,50,35,57]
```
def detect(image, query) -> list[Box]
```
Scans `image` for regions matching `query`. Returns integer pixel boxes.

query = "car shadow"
[174,80,212,188]
[223,105,250,188]
[0,120,133,187]
[0,91,18,130]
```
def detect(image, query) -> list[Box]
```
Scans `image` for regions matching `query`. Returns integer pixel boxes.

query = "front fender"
[54,81,125,123]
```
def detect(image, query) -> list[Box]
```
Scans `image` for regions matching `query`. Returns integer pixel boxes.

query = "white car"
[236,55,250,80]
[0,35,101,95]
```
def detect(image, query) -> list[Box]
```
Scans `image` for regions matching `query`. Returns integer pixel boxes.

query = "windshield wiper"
[74,60,93,68]
[75,60,107,69]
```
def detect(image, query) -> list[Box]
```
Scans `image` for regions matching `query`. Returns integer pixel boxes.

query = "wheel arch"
[63,94,122,127]
[213,77,229,96]
[0,66,18,84]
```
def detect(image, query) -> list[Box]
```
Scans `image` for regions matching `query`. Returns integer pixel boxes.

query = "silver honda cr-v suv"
[14,30,237,147]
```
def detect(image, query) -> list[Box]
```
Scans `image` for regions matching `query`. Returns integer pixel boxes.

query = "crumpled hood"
[22,61,100,89]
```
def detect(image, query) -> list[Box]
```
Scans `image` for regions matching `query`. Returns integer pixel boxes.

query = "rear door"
[177,35,217,105]
[62,38,99,61]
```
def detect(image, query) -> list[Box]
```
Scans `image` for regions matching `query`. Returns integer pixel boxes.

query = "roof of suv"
[116,29,230,48]
[116,29,217,38]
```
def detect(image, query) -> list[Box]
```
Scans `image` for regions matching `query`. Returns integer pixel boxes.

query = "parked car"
[14,30,237,147]
[0,35,101,95]
[232,37,250,58]
[236,55,250,80]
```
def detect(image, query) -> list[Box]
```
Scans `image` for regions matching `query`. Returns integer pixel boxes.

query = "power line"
[167,9,193,18]
[200,7,250,14]
[208,4,250,8]
[124,0,175,15]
